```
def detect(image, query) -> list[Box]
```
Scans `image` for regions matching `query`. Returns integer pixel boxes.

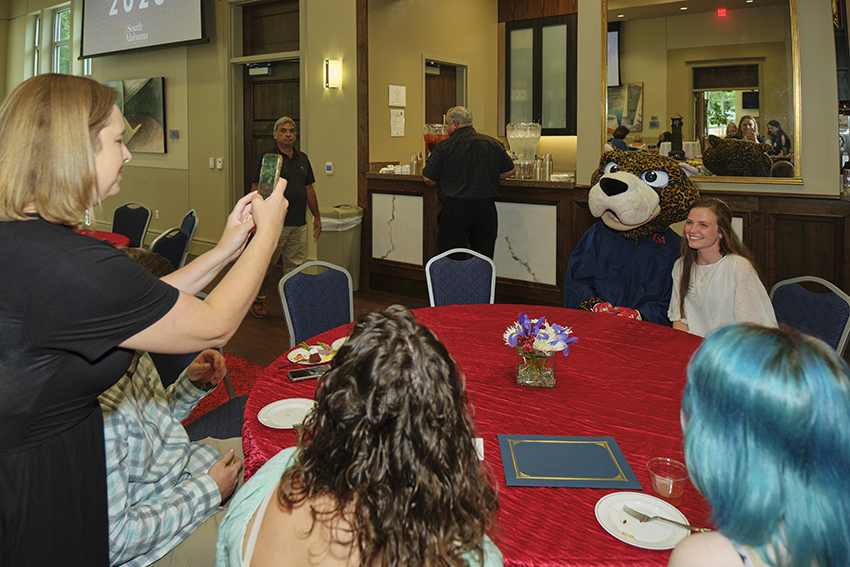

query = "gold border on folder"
[508,439,629,481]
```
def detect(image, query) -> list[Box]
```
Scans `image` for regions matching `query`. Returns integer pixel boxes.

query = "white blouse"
[668,254,777,338]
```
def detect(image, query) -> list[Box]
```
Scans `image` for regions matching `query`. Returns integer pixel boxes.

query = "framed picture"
[606,82,643,133]
[105,77,166,153]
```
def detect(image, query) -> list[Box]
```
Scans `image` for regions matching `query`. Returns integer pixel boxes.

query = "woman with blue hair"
[669,324,850,567]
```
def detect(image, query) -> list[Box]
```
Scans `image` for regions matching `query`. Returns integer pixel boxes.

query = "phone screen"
[258,154,282,199]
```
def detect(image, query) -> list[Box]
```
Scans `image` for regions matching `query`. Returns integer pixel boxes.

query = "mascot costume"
[563,150,699,326]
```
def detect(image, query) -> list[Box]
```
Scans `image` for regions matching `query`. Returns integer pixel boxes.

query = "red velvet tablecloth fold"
[243,304,710,567]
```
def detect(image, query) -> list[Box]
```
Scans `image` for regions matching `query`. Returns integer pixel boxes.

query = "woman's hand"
[249,177,288,240]
[187,349,227,390]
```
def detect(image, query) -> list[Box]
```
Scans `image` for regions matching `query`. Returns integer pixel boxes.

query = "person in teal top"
[216,305,502,567]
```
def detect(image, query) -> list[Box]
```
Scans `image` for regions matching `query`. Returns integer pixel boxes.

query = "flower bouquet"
[504,313,577,387]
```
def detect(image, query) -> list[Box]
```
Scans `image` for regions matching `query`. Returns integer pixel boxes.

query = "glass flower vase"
[516,351,556,387]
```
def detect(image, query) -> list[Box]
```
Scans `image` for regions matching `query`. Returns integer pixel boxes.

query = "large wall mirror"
[605,0,800,183]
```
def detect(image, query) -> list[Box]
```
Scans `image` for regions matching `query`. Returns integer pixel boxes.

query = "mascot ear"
[679,162,699,178]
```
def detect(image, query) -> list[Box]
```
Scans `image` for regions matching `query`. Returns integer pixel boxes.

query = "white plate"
[287,337,347,365]
[257,398,315,429]
[594,492,691,550]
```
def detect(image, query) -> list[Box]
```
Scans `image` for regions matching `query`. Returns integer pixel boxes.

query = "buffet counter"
[364,172,593,306]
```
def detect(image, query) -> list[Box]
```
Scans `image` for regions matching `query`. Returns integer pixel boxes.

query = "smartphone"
[289,364,331,382]
[257,154,282,199]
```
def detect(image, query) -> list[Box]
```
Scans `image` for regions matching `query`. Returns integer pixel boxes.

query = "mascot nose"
[600,177,628,197]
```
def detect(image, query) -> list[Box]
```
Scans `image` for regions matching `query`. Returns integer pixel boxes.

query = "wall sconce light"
[324,59,342,88]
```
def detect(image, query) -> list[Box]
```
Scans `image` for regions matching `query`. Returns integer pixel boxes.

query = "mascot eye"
[641,170,669,188]
[604,162,621,174]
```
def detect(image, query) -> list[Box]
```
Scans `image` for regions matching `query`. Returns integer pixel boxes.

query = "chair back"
[178,209,198,268]
[279,261,354,349]
[425,248,496,307]
[150,228,190,271]
[112,202,152,248]
[769,276,850,355]
[184,396,248,442]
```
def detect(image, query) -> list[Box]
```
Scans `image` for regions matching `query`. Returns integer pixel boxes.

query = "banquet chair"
[178,209,198,268]
[769,276,850,355]
[279,261,354,349]
[112,202,151,248]
[184,395,248,442]
[425,248,496,307]
[149,227,190,271]
[149,349,237,400]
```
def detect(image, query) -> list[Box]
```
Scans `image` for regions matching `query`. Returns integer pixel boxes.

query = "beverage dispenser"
[506,123,542,179]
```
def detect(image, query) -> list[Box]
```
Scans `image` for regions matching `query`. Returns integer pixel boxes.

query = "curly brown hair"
[277,305,498,566]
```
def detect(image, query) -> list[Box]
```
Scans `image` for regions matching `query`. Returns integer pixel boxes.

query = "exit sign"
[717,8,727,16]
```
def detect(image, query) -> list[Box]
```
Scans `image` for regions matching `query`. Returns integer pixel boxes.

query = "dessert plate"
[594,491,691,550]
[257,398,315,429]
[287,337,346,365]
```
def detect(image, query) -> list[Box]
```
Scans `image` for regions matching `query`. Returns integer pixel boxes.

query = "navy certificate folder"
[498,434,642,489]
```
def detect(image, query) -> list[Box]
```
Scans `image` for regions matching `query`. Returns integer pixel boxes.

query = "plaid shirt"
[422,126,514,202]
[99,353,221,567]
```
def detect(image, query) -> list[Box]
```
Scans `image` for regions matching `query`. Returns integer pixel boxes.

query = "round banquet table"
[77,229,131,247]
[243,304,711,567]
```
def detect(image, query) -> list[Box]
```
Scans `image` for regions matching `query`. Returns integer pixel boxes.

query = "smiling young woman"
[667,197,776,337]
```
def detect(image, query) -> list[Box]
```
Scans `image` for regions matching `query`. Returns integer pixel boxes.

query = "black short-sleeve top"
[0,218,180,452]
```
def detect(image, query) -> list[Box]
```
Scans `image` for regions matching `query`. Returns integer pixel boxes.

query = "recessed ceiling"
[607,0,788,22]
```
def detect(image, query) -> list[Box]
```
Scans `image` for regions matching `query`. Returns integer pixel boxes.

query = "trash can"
[317,204,364,291]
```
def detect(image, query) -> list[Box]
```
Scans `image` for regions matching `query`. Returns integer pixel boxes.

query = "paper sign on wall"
[391,109,404,137]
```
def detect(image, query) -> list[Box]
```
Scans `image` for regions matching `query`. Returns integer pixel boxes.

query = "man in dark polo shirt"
[248,116,321,318]
[422,106,515,259]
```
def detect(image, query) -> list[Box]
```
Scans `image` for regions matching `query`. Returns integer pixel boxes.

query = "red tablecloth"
[78,229,131,247]
[243,304,710,567]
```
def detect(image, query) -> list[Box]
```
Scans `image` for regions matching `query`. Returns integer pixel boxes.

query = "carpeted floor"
[184,353,264,424]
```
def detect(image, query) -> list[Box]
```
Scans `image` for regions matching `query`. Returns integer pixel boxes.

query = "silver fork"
[623,505,712,532]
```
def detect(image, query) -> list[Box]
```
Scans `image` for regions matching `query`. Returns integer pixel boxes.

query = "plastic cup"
[646,457,688,507]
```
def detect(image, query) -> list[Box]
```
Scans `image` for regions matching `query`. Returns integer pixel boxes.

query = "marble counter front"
[364,173,593,305]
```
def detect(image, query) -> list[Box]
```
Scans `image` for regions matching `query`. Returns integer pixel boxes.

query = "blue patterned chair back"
[425,248,496,307]
[149,351,198,389]
[279,261,354,348]
[178,209,198,267]
[150,228,190,271]
[770,276,850,355]
[112,202,151,248]
[184,395,248,442]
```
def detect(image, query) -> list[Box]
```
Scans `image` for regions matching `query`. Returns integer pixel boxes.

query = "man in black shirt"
[422,106,514,259]
[249,117,321,318]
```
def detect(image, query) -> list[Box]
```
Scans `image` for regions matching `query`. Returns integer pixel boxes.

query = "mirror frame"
[602,0,802,185]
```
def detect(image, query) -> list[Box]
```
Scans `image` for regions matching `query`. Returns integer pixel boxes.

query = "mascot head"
[702,135,772,177]
[589,151,699,242]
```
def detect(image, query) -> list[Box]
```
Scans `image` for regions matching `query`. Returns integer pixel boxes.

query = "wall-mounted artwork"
[606,82,643,133]
[105,77,166,153]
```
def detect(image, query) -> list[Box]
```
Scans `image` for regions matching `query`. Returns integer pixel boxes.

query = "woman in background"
[0,74,287,565]
[611,125,638,151]
[668,197,776,337]
[733,115,767,144]
[669,324,850,567]
[217,305,501,567]
[766,119,792,155]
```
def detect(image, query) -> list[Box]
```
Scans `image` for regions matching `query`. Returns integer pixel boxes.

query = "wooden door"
[241,0,300,194]
[243,61,300,194]
[425,64,457,124]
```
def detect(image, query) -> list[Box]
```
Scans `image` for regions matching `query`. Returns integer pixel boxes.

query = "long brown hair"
[0,74,116,225]
[678,198,759,318]
[278,305,498,567]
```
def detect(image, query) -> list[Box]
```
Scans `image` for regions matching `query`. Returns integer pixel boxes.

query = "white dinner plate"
[257,398,315,429]
[594,491,691,550]
[287,337,347,365]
